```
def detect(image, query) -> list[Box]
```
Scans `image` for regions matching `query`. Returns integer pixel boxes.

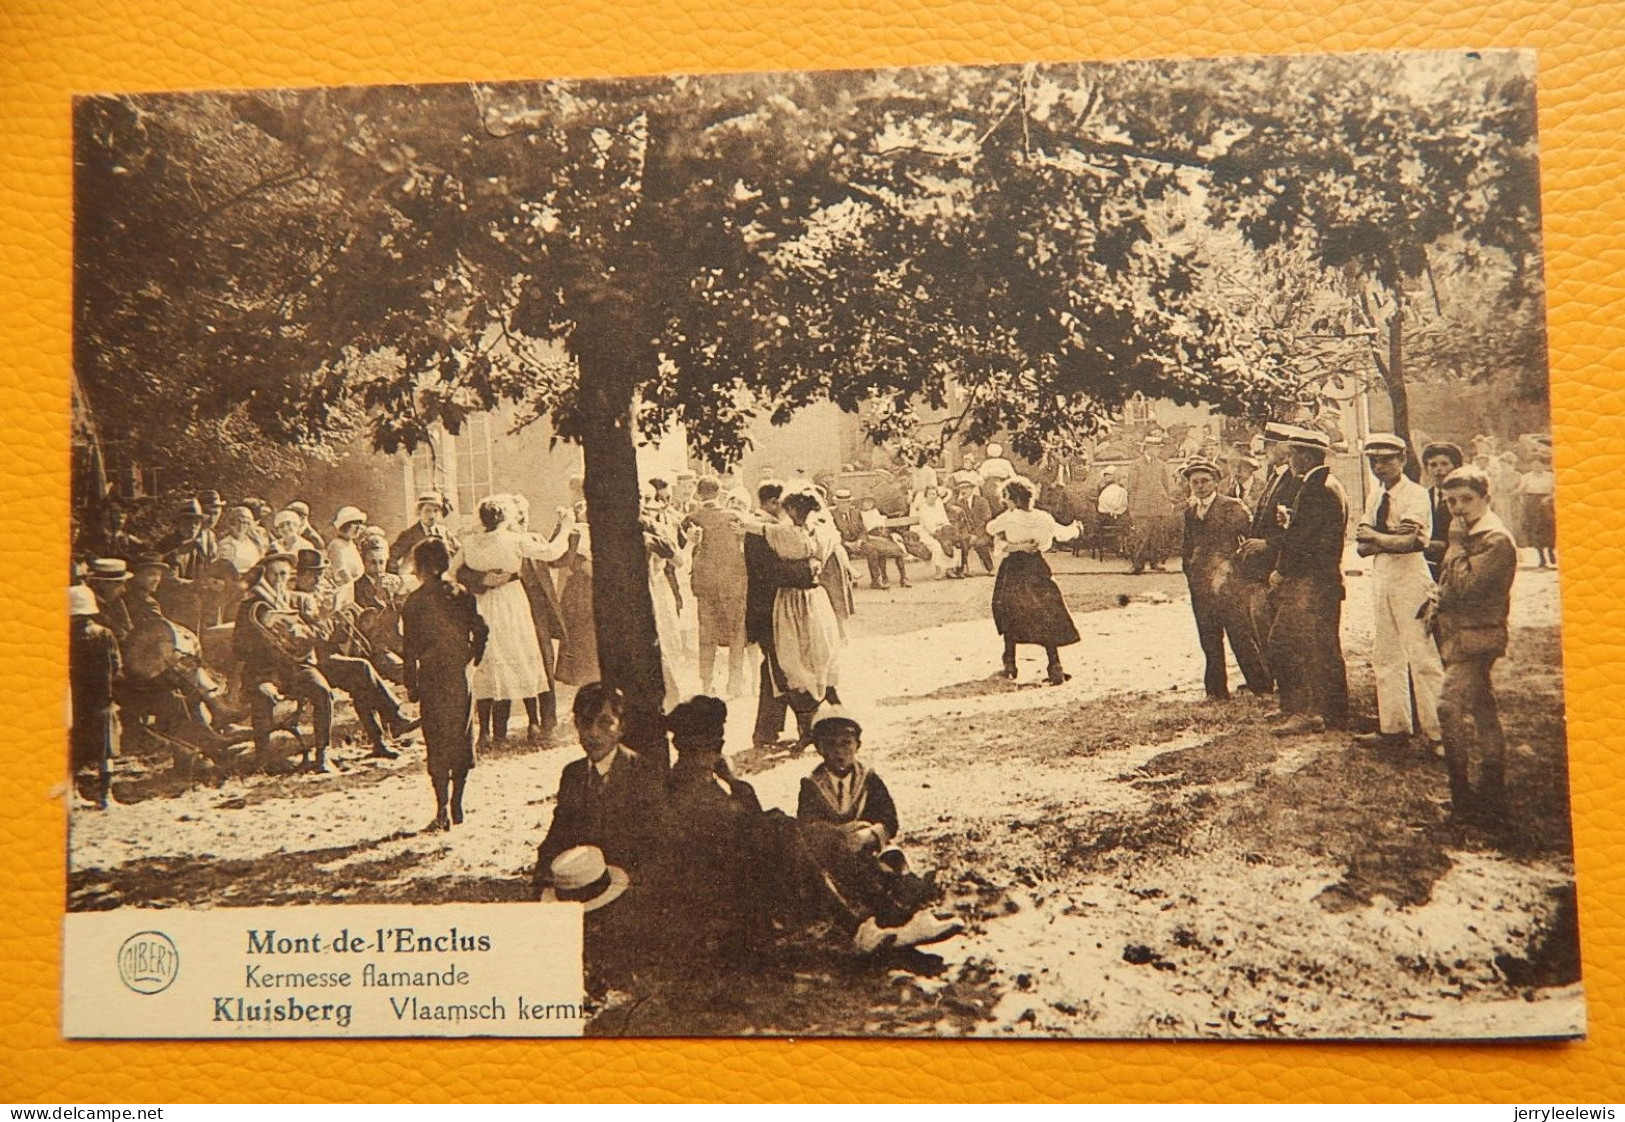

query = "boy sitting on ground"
[796,705,950,938]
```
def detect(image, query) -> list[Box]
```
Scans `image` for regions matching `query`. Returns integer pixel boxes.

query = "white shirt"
[1097,482,1129,517]
[1363,475,1432,584]
[986,507,1081,551]
[978,457,1015,482]
[1189,493,1216,521]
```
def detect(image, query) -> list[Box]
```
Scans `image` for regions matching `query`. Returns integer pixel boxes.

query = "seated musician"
[353,537,406,683]
[235,552,334,773]
[289,549,416,762]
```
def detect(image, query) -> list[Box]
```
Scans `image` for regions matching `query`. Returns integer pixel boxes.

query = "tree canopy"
[74,51,1548,741]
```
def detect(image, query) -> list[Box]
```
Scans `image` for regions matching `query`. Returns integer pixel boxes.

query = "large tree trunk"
[575,347,670,767]
[1383,292,1422,481]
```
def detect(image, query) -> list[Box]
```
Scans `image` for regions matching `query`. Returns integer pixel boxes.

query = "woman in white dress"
[456,497,566,747]
[326,506,368,611]
[745,489,842,711]
[909,487,954,578]
[987,477,1084,685]
[644,505,700,710]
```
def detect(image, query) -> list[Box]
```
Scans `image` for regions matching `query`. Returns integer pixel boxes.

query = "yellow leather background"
[4,0,1622,1103]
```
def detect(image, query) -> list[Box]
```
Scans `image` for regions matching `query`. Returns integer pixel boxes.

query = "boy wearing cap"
[1432,465,1519,824]
[1268,430,1350,734]
[69,585,120,809]
[1181,460,1268,700]
[391,491,460,579]
[1354,435,1444,748]
[797,706,946,940]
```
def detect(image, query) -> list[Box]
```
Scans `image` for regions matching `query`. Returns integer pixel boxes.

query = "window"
[400,416,496,531]
[455,414,495,523]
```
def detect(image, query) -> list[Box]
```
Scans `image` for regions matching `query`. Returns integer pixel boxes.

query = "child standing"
[401,538,489,832]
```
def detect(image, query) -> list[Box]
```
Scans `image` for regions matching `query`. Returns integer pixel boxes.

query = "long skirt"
[653,568,699,709]
[992,551,1080,647]
[772,588,841,700]
[1523,496,1556,550]
[554,564,600,686]
[420,661,474,781]
[471,580,546,702]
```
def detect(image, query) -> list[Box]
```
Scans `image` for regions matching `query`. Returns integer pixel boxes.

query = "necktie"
[1375,491,1391,532]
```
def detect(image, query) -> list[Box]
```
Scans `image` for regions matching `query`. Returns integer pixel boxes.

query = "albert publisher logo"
[117,931,179,995]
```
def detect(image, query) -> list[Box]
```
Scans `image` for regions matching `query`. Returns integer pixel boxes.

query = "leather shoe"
[1271,714,1326,736]
[1353,731,1409,749]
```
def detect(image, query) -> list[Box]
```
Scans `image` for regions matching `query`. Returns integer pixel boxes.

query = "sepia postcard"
[65,48,1581,1040]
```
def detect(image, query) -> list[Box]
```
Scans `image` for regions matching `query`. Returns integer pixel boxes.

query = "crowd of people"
[68,418,1542,910]
[1151,424,1532,831]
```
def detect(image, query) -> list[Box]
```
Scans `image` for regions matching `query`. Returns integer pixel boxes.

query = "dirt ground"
[66,553,1584,1040]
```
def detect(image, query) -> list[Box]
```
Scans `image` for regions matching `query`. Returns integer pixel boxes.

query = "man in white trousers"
[1353,433,1444,750]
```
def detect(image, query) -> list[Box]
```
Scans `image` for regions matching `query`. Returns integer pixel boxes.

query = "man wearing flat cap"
[1268,428,1350,734]
[1181,459,1270,700]
[1353,434,1444,749]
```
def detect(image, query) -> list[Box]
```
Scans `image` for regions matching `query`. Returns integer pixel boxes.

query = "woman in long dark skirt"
[401,537,489,832]
[987,478,1083,685]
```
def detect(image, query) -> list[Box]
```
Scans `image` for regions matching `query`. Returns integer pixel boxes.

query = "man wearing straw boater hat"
[1180,458,1269,700]
[69,583,119,810]
[389,490,459,579]
[1233,421,1304,691]
[235,550,334,773]
[1267,427,1349,734]
[86,557,135,643]
[1353,433,1445,750]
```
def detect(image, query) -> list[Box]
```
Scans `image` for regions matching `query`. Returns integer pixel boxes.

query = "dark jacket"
[387,523,460,576]
[1435,510,1517,662]
[830,505,866,545]
[1425,483,1455,579]
[796,763,899,842]
[535,747,666,887]
[1275,465,1347,585]
[1238,465,1301,579]
[743,517,813,646]
[1183,496,1251,585]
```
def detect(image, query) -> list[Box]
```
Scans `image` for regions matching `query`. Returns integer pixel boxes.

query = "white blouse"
[987,507,1081,551]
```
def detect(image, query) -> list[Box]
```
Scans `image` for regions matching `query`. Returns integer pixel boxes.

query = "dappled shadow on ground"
[876,673,1035,706]
[69,830,437,911]
[585,936,990,1038]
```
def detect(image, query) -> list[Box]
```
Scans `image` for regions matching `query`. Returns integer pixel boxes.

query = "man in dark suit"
[1420,441,1464,582]
[388,490,460,579]
[829,488,880,588]
[1268,429,1350,733]
[1181,460,1269,700]
[535,683,666,892]
[746,480,819,750]
[1232,422,1302,690]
